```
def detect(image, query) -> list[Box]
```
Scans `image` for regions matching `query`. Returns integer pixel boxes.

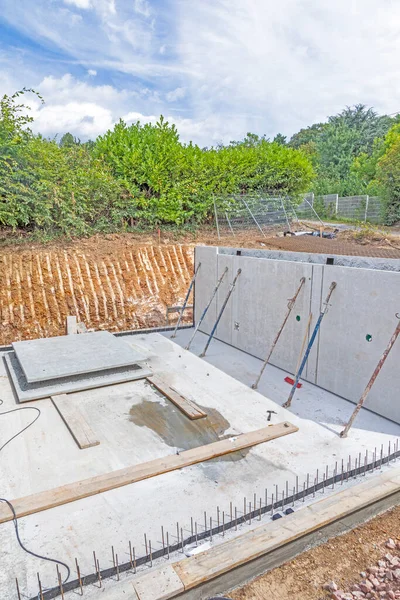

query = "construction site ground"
[228,504,400,600]
[1,224,400,346]
[1,224,399,599]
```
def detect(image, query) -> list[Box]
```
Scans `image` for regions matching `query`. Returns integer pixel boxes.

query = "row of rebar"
[21,440,399,600]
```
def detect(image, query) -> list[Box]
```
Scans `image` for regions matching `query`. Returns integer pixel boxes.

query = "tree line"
[0,90,399,237]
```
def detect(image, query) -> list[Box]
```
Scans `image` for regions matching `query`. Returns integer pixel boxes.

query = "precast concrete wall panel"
[316,266,400,423]
[194,247,400,423]
[195,247,219,335]
[228,257,314,376]
[306,264,324,383]
[215,254,237,346]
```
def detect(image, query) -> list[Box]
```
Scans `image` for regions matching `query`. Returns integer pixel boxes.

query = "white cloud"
[166,87,186,102]
[176,0,400,140]
[133,0,151,18]
[63,0,92,9]
[2,0,400,146]
[32,102,114,139]
[87,69,97,76]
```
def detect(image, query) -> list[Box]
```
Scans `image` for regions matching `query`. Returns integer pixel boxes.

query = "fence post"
[335,194,339,218]
[364,195,369,223]
[213,196,220,240]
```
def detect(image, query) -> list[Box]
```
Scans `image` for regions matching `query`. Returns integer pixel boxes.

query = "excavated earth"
[0,240,194,345]
[1,226,399,346]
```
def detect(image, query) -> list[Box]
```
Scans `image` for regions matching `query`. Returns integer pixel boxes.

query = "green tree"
[59,132,79,147]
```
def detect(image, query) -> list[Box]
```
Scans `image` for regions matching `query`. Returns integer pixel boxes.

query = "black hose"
[0,398,71,591]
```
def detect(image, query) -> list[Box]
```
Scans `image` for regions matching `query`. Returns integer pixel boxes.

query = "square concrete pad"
[13,331,145,383]
[4,351,152,402]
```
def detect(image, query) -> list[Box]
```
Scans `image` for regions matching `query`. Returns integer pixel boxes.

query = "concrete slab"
[13,331,145,383]
[4,351,152,402]
[134,565,184,600]
[0,331,399,599]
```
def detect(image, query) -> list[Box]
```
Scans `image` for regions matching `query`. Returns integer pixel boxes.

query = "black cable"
[0,397,71,591]
[0,498,71,582]
[0,402,41,453]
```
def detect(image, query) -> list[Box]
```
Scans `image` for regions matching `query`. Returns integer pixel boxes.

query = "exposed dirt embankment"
[0,242,194,345]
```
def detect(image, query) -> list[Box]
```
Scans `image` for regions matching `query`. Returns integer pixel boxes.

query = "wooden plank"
[0,422,298,524]
[147,374,207,420]
[174,468,400,591]
[51,394,100,450]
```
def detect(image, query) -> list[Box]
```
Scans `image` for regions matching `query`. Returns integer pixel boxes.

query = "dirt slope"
[0,242,194,345]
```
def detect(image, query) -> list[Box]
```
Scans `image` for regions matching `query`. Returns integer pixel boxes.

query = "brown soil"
[1,226,399,346]
[229,505,400,600]
[0,239,194,345]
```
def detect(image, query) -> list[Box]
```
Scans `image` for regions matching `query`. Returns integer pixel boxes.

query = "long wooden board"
[147,374,207,420]
[173,469,400,593]
[0,422,298,524]
[51,394,100,449]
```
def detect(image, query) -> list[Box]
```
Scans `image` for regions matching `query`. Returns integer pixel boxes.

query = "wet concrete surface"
[129,386,250,462]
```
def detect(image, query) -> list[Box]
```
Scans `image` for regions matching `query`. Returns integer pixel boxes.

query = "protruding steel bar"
[57,564,65,600]
[185,267,228,351]
[75,557,83,595]
[97,559,102,588]
[252,277,306,389]
[171,262,202,338]
[37,573,44,600]
[116,553,120,580]
[199,269,242,357]
[93,551,101,587]
[341,317,400,437]
[283,281,337,408]
[16,578,21,600]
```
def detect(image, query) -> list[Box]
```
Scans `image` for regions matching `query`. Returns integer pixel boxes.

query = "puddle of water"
[129,394,250,462]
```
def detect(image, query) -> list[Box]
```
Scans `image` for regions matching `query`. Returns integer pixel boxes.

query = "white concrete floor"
[0,331,399,599]
[166,328,400,438]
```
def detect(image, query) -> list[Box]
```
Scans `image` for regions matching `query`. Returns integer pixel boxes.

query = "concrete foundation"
[0,331,399,598]
[194,246,400,423]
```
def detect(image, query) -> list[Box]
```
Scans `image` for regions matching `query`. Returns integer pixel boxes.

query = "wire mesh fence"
[297,194,384,224]
[213,194,301,238]
[213,193,384,237]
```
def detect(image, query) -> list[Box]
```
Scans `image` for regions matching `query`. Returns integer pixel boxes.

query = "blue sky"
[1,0,400,146]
